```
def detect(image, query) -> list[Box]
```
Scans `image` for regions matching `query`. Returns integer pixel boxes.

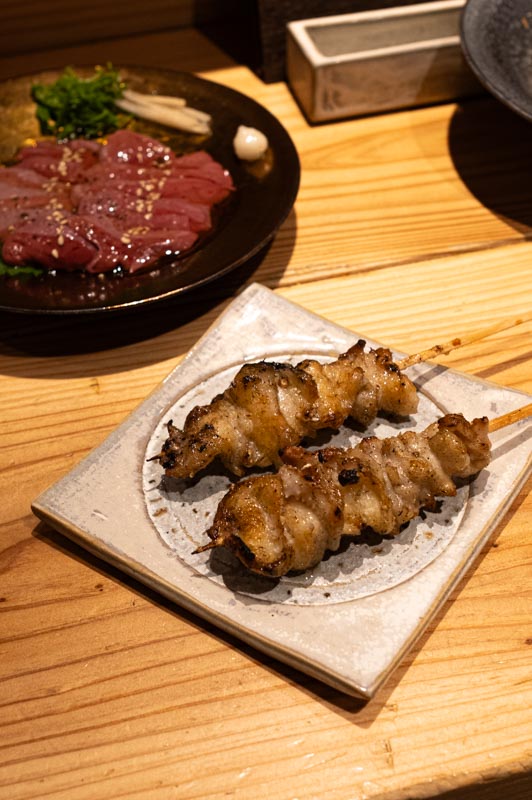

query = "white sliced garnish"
[122,88,186,109]
[116,91,211,135]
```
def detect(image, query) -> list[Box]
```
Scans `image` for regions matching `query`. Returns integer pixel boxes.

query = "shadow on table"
[0,210,296,377]
[448,96,532,233]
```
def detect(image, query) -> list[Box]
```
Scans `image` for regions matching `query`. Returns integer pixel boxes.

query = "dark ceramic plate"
[0,66,300,314]
[461,0,532,122]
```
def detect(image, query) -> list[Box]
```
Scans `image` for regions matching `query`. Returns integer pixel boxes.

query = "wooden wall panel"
[0,0,239,56]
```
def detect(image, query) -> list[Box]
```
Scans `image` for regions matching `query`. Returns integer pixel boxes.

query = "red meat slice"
[2,212,98,271]
[100,130,175,167]
[77,216,198,273]
[0,193,72,237]
[75,189,211,233]
[1,130,234,273]
[17,140,100,182]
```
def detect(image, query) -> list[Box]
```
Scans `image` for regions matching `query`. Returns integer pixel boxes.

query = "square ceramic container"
[286,0,481,122]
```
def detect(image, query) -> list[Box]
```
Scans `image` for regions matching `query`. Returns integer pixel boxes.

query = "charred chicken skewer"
[196,414,492,577]
[154,313,530,481]
[155,341,418,479]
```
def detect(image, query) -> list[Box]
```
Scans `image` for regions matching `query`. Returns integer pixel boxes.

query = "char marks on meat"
[157,341,419,479]
[0,130,234,273]
[201,414,491,576]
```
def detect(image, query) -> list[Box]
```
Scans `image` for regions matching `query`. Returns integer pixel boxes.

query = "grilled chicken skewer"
[156,341,418,479]
[196,414,492,577]
[154,312,530,481]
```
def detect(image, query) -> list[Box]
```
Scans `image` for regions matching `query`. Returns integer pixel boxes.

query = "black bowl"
[461,0,532,122]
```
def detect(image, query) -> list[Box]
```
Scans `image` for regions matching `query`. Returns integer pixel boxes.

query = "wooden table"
[1,27,531,800]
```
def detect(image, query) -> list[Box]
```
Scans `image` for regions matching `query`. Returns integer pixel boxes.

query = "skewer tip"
[193,538,222,554]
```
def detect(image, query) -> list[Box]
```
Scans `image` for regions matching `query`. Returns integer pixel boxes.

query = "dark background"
[206,1,443,82]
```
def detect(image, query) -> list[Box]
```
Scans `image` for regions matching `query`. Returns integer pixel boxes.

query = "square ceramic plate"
[32,283,532,699]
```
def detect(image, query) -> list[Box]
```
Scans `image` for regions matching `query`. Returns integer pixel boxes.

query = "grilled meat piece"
[157,341,418,479]
[199,414,491,576]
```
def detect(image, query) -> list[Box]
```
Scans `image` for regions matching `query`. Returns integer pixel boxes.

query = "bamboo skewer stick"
[397,310,532,370]
[488,402,532,432]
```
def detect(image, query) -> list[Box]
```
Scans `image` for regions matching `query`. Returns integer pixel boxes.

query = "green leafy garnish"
[0,257,44,278]
[31,65,128,140]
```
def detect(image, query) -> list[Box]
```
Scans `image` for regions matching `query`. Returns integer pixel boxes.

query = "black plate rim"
[460,0,532,124]
[0,64,300,314]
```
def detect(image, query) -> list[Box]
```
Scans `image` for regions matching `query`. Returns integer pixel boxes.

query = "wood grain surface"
[0,26,531,800]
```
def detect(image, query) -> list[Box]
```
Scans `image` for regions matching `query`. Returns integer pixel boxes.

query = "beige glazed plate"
[32,284,532,699]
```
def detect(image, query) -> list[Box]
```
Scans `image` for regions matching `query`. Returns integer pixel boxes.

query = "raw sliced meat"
[1,130,234,273]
